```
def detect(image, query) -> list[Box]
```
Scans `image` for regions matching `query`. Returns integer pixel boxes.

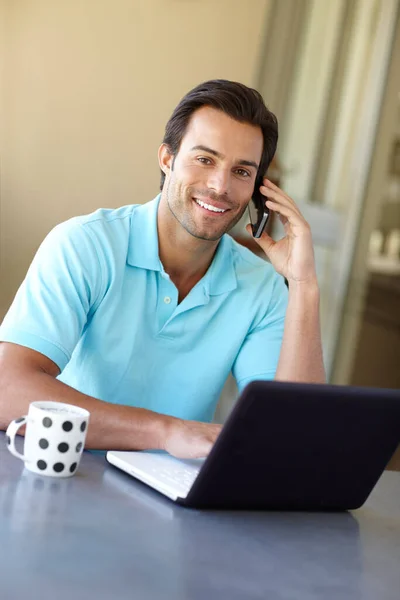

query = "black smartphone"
[248,177,269,238]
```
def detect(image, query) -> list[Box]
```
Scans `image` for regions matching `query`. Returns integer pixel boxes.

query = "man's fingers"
[279,214,289,226]
[208,424,222,441]
[194,425,221,456]
[263,177,292,202]
[260,186,302,217]
[198,439,214,457]
[265,200,308,230]
[261,178,303,216]
[165,420,222,459]
[182,435,216,459]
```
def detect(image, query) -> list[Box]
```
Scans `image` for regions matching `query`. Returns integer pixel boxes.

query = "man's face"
[159,106,264,242]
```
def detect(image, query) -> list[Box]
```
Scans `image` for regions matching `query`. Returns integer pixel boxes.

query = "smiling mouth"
[193,198,229,215]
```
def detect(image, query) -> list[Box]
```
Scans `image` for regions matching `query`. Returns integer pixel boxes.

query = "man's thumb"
[245,224,275,255]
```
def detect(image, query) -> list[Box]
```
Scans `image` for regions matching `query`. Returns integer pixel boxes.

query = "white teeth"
[195,199,226,213]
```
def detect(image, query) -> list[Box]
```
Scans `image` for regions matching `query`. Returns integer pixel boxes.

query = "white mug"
[6,401,90,477]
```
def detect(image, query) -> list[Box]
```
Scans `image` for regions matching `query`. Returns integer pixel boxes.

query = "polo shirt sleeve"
[232,272,288,392]
[0,220,103,372]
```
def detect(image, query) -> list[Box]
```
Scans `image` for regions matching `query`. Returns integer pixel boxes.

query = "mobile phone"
[248,178,269,238]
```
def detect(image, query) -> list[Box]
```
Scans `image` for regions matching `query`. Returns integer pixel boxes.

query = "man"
[0,80,325,458]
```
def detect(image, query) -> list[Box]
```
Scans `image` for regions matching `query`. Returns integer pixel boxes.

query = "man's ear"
[158,144,175,176]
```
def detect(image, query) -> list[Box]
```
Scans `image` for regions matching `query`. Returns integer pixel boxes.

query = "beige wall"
[0,0,270,318]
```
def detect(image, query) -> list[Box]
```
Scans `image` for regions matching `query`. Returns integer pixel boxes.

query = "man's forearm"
[0,369,173,450]
[275,280,326,383]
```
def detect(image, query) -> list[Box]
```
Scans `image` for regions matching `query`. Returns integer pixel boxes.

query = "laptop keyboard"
[113,451,205,498]
[146,463,199,493]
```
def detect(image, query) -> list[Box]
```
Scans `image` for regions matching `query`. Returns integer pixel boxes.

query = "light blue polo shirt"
[0,195,288,422]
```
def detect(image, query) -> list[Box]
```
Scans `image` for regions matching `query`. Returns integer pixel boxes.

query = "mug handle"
[6,417,28,461]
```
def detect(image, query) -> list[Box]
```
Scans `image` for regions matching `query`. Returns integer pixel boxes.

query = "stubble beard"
[165,178,248,242]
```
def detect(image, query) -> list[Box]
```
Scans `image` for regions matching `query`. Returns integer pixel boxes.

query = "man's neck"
[157,196,219,301]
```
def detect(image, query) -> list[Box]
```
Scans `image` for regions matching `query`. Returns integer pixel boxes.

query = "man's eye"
[197,157,212,165]
[236,169,250,177]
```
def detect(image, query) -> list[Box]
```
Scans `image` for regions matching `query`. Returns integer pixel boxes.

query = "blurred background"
[0,1,399,429]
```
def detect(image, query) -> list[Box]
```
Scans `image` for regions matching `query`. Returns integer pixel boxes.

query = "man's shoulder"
[50,204,142,252]
[73,204,138,231]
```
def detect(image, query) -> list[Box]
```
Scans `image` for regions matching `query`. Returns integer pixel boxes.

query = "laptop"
[106,380,400,510]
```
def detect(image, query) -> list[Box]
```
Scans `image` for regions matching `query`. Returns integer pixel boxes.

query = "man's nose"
[207,169,231,197]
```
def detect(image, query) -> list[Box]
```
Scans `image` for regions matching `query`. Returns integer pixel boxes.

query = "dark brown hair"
[160,79,278,190]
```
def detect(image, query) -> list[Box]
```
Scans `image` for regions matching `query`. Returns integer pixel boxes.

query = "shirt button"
[164,296,171,304]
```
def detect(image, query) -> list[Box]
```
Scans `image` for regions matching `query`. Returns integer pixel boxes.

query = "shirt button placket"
[157,275,177,333]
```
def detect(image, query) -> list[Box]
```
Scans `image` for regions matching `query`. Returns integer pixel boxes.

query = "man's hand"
[163,418,222,459]
[246,180,326,383]
[246,178,317,285]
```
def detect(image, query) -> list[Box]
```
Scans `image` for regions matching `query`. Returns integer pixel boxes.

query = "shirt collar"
[127,194,237,296]
[127,195,163,271]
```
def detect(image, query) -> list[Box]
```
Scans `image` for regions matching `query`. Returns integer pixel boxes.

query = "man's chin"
[192,232,223,242]
[185,225,224,242]
[179,206,241,242]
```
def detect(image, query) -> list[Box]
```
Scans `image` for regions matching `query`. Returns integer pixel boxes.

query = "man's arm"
[275,280,325,382]
[247,177,326,384]
[0,342,221,457]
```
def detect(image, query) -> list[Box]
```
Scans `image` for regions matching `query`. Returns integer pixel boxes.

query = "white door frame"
[258,0,399,378]
[332,8,400,383]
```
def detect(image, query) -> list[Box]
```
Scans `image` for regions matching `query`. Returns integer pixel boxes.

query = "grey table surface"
[1,432,400,600]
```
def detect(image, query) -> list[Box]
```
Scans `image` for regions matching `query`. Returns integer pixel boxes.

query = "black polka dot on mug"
[53,463,65,473]
[43,417,52,428]
[58,442,69,453]
[70,463,77,473]
[37,460,47,471]
[6,435,11,446]
[80,421,87,433]
[39,438,49,449]
[62,421,73,432]
[76,442,82,452]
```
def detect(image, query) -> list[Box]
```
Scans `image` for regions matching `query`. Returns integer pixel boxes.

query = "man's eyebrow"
[238,159,259,170]
[190,145,223,158]
[190,145,259,170]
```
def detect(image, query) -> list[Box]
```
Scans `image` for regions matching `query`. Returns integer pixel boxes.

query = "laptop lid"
[181,381,400,510]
